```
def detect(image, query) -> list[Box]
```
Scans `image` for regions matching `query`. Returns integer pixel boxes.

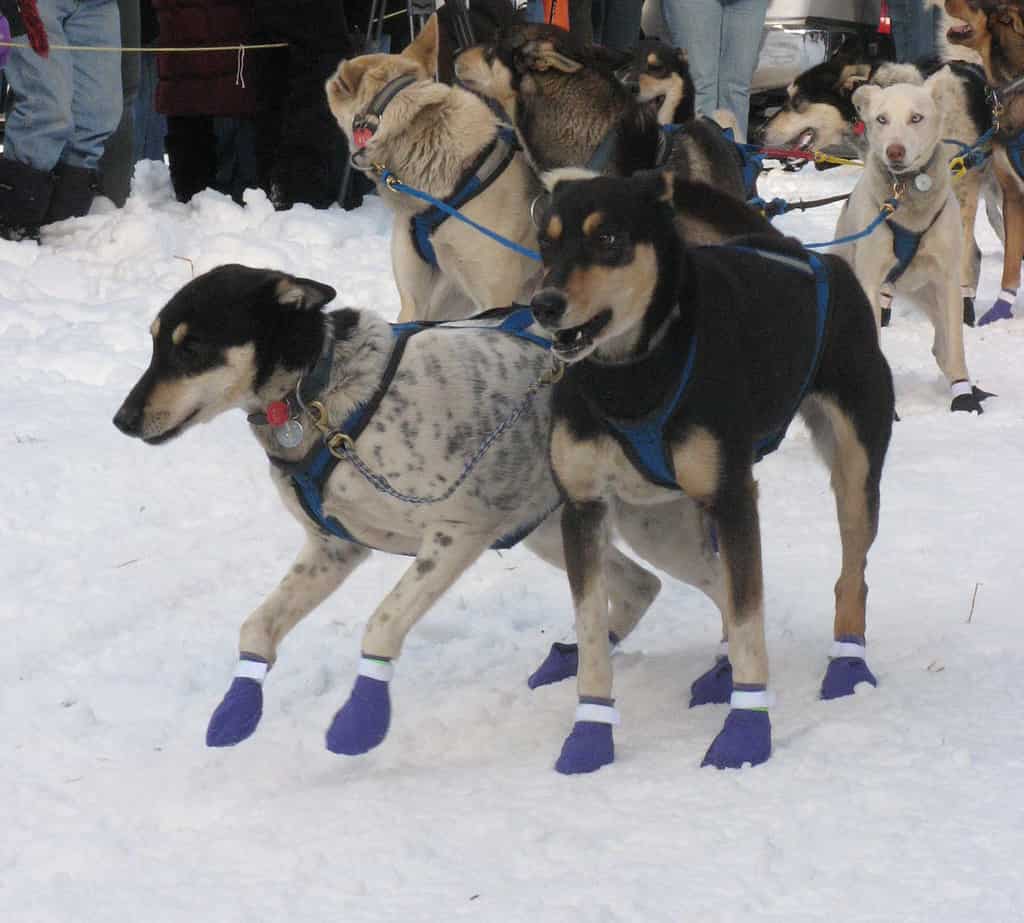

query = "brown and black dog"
[946,0,1024,323]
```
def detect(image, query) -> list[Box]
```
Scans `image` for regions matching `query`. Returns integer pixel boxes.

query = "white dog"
[834,74,990,413]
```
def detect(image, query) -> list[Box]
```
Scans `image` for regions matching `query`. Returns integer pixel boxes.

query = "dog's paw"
[689,656,733,707]
[701,709,771,770]
[950,386,994,414]
[820,656,878,699]
[963,296,976,327]
[325,675,390,755]
[528,642,579,689]
[555,721,615,775]
[206,678,263,747]
[977,297,1014,326]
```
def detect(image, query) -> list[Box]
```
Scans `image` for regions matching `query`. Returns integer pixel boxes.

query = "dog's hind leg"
[325,529,493,756]
[614,500,732,707]
[522,515,662,690]
[979,157,1023,325]
[206,536,371,748]
[699,470,772,770]
[802,394,887,700]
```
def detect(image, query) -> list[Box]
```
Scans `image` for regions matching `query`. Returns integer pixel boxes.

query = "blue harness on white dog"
[600,247,830,489]
[265,308,555,554]
[883,202,946,285]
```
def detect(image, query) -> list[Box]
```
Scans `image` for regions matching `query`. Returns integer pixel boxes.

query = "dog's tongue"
[353,127,374,149]
[948,23,972,38]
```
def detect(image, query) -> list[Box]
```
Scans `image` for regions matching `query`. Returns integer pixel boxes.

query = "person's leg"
[132,53,167,162]
[165,115,217,202]
[569,0,594,45]
[660,0,723,121]
[888,0,939,63]
[597,0,643,51]
[3,0,74,172]
[718,0,769,141]
[64,0,123,170]
[99,0,141,205]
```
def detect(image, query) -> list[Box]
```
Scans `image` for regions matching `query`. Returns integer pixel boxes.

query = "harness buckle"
[326,431,355,459]
[949,155,967,178]
[543,358,566,384]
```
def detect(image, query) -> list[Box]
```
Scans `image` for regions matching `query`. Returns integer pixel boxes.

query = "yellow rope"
[813,152,864,168]
[0,40,289,52]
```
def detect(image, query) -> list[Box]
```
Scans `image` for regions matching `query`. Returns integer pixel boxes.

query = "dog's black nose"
[530,289,567,327]
[113,402,141,436]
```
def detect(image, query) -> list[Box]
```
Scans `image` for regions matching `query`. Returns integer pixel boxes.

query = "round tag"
[914,173,933,192]
[275,419,305,449]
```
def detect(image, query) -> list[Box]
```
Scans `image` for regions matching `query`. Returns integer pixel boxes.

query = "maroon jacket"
[152,0,257,117]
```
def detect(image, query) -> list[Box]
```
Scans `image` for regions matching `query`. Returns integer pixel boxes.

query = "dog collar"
[248,318,337,446]
[352,74,420,149]
[887,147,941,195]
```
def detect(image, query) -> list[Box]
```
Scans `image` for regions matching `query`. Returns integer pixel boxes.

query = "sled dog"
[529,170,895,773]
[834,75,991,412]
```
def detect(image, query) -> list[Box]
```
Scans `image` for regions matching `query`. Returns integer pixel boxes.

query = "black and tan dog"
[529,171,894,773]
[454,24,753,243]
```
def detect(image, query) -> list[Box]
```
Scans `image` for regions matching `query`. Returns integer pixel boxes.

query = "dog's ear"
[675,47,688,68]
[328,58,370,103]
[924,68,956,115]
[540,166,599,194]
[403,14,440,75]
[851,83,881,119]
[520,40,584,74]
[835,63,872,95]
[275,276,336,311]
[632,169,675,204]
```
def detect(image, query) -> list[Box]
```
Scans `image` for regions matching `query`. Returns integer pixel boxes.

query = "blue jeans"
[133,53,167,162]
[660,0,768,141]
[593,0,643,51]
[888,0,939,63]
[3,0,122,172]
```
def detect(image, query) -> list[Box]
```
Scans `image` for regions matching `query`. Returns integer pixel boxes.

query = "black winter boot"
[45,164,100,224]
[0,158,55,241]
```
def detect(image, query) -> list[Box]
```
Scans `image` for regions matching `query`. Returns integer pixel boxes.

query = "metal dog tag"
[914,173,933,192]
[274,418,305,449]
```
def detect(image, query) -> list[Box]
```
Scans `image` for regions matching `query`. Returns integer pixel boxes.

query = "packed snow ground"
[3,161,1023,923]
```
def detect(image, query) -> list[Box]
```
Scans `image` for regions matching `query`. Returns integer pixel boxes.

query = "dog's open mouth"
[947,22,974,44]
[789,127,816,151]
[142,408,199,445]
[551,310,612,360]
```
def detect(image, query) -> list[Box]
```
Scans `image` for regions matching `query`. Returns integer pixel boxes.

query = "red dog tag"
[853,120,865,136]
[265,401,290,427]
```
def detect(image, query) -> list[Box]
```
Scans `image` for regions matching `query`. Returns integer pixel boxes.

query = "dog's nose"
[530,289,568,328]
[113,402,141,436]
[886,143,906,162]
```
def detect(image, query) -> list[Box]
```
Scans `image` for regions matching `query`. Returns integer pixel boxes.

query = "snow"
[3,160,1023,922]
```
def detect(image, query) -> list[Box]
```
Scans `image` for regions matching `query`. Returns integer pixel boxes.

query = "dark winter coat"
[152,0,258,117]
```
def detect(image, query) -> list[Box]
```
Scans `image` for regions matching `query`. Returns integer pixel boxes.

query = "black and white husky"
[112,264,725,760]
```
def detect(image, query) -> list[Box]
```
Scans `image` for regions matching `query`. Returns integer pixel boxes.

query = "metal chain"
[307,357,564,506]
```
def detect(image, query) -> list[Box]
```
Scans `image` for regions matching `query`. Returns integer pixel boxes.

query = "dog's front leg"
[206,537,370,748]
[701,471,772,770]
[325,529,492,756]
[555,499,618,775]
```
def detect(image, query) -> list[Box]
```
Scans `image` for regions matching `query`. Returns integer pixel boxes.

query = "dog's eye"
[596,232,623,252]
[876,115,888,125]
[483,46,496,64]
[910,113,924,124]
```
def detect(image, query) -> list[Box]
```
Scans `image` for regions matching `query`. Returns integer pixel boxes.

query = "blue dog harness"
[1003,128,1024,181]
[408,126,521,268]
[266,308,556,554]
[599,247,831,489]
[883,202,946,285]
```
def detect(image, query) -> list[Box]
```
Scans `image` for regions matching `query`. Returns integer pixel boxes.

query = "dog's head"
[529,169,680,363]
[945,0,991,56]
[758,52,873,151]
[113,266,336,444]
[853,72,952,175]
[326,14,442,162]
[629,40,694,125]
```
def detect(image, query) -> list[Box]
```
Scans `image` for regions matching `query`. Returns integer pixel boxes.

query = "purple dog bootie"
[206,654,268,747]
[689,641,733,707]
[820,635,877,700]
[701,685,772,769]
[528,632,619,689]
[555,698,619,775]
[977,288,1015,326]
[325,656,393,755]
